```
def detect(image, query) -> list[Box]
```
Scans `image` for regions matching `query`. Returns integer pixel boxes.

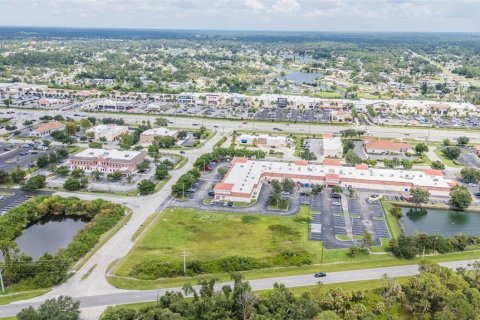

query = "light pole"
[0,268,5,293]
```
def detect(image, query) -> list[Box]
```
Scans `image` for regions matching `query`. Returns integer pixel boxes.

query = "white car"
[332,201,341,206]
[468,183,478,187]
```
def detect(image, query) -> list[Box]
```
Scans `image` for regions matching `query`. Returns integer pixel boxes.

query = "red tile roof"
[355,163,369,170]
[213,183,234,191]
[323,158,341,166]
[365,139,411,151]
[35,121,65,134]
[423,169,444,176]
[231,157,248,164]
[295,160,308,166]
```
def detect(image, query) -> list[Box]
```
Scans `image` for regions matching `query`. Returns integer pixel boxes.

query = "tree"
[90,170,104,181]
[348,244,361,258]
[430,160,445,170]
[79,118,92,129]
[414,143,429,155]
[136,159,151,173]
[281,178,295,193]
[155,165,169,180]
[390,206,403,219]
[362,231,373,249]
[55,166,70,176]
[22,175,46,191]
[154,136,176,148]
[401,159,413,169]
[107,171,124,182]
[460,167,480,183]
[63,178,82,191]
[154,117,168,127]
[442,139,451,147]
[138,179,156,195]
[119,132,136,150]
[345,149,362,165]
[36,154,49,168]
[342,139,355,154]
[0,169,11,184]
[70,168,85,178]
[17,295,80,320]
[450,185,472,209]
[10,166,26,184]
[457,136,470,146]
[410,188,430,205]
[442,146,461,160]
[64,122,77,136]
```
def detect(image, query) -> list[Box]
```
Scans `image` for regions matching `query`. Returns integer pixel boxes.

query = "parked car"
[314,272,327,278]
[330,193,341,199]
[468,183,477,187]
[332,201,341,206]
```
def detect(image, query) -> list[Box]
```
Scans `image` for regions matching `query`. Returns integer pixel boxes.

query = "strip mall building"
[214,157,455,202]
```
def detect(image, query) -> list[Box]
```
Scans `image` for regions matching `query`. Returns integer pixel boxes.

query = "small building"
[29,121,65,137]
[237,134,288,148]
[277,97,288,108]
[69,148,146,174]
[139,128,178,145]
[365,139,411,155]
[321,137,343,158]
[87,125,128,142]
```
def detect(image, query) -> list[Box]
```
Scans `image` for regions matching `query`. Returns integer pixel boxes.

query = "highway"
[1,259,477,318]
[10,108,480,143]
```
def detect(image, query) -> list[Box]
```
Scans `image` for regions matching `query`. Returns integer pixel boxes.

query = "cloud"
[271,0,300,13]
[245,0,265,12]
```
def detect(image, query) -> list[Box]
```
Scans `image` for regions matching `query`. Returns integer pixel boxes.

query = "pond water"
[280,71,322,84]
[399,207,480,237]
[0,215,88,260]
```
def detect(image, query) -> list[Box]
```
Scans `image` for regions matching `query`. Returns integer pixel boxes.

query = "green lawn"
[0,288,50,306]
[380,200,403,239]
[434,149,463,167]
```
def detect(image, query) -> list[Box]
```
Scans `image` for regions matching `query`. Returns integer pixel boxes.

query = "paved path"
[0,259,477,319]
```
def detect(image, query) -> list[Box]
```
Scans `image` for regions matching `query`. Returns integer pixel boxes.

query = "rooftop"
[219,158,452,196]
[365,139,411,151]
[72,148,145,161]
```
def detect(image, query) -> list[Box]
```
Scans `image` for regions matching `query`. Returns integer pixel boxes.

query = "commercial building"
[87,124,129,142]
[213,158,454,202]
[69,148,146,174]
[364,139,411,154]
[139,128,178,145]
[237,134,288,148]
[321,137,343,158]
[29,121,65,137]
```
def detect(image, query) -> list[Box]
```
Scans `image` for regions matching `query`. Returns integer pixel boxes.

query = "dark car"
[314,272,327,278]
[330,193,341,199]
[475,192,480,198]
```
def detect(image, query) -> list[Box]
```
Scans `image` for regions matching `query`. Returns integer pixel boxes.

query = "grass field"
[0,288,50,306]
[114,206,328,278]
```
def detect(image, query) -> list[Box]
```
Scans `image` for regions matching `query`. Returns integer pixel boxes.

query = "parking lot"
[0,142,56,171]
[308,190,391,249]
[255,108,331,123]
[0,188,53,215]
[309,192,352,249]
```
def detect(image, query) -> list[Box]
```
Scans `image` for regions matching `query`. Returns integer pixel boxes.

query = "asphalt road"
[1,259,477,318]
[11,108,480,143]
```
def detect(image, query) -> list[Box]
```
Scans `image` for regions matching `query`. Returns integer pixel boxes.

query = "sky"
[0,0,479,32]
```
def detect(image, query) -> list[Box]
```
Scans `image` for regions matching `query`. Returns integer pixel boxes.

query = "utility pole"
[181,249,187,275]
[0,268,5,294]
[182,183,185,199]
[321,245,324,264]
